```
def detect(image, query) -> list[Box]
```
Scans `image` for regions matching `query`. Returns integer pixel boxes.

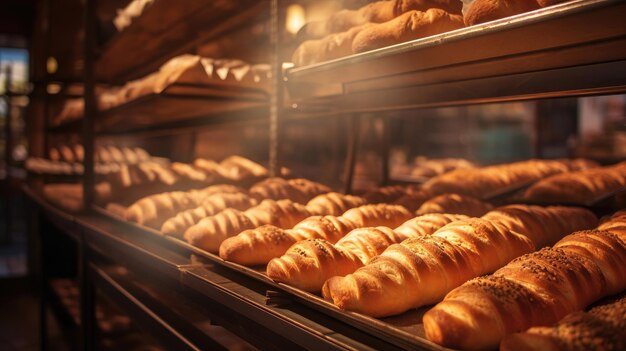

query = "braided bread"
[183,199,310,253]
[267,214,466,292]
[500,296,626,351]
[322,206,595,317]
[415,193,492,217]
[160,193,257,238]
[305,192,367,216]
[219,204,411,266]
[424,229,626,350]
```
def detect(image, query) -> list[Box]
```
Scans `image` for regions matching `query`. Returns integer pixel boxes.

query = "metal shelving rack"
[28,0,626,350]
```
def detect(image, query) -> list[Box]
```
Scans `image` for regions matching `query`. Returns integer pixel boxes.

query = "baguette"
[322,205,596,317]
[415,193,493,217]
[500,295,626,351]
[363,185,412,204]
[423,229,626,350]
[267,213,466,292]
[249,177,331,204]
[160,193,257,238]
[220,203,412,266]
[184,199,310,253]
[352,9,464,54]
[305,192,368,216]
[393,188,432,212]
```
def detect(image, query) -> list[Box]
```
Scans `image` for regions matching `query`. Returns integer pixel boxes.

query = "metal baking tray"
[92,204,452,350]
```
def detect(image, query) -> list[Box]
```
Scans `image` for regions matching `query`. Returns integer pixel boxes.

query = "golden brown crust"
[424,229,626,350]
[464,0,540,26]
[352,9,464,54]
[305,192,368,216]
[362,185,410,204]
[341,203,413,228]
[124,191,201,228]
[416,193,493,217]
[160,192,256,237]
[393,188,432,212]
[183,208,255,253]
[292,25,371,67]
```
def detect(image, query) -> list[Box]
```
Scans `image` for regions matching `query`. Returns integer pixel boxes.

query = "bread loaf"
[322,205,595,317]
[184,199,310,253]
[500,296,626,351]
[220,215,357,266]
[288,178,333,203]
[415,193,492,217]
[483,205,598,248]
[423,229,626,350]
[306,192,368,216]
[220,203,411,266]
[298,0,463,40]
[292,24,371,67]
[352,9,464,54]
[170,162,212,184]
[341,203,413,228]
[267,213,466,292]
[249,177,331,204]
[424,159,593,198]
[393,188,432,212]
[523,164,626,205]
[363,185,412,204]
[160,193,257,238]
[464,0,540,26]
[124,191,205,228]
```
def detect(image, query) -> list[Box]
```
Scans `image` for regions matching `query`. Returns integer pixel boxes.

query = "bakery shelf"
[95,85,268,135]
[97,0,265,83]
[286,0,626,112]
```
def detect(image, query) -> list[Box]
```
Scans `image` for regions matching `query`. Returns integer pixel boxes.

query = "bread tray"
[92,204,454,350]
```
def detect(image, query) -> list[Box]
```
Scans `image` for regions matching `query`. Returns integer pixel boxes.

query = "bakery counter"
[286,0,626,112]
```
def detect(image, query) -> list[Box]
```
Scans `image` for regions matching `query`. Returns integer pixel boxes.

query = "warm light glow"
[285,4,305,35]
[46,57,58,74]
[47,83,61,94]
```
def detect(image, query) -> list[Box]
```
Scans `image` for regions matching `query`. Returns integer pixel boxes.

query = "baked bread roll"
[266,213,467,292]
[523,164,626,205]
[415,193,493,217]
[220,216,357,266]
[124,191,206,228]
[292,24,371,67]
[423,229,626,350]
[464,0,540,26]
[341,203,413,228]
[298,0,463,40]
[160,193,257,238]
[424,159,589,198]
[352,9,464,54]
[483,205,598,248]
[500,295,626,351]
[322,205,595,317]
[249,177,331,204]
[323,218,534,317]
[305,192,368,216]
[393,188,432,212]
[220,203,412,266]
[193,158,228,180]
[184,199,311,253]
[170,162,212,184]
[219,155,268,179]
[362,185,412,204]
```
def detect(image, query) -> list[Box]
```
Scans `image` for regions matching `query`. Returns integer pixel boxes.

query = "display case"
[25,0,626,350]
